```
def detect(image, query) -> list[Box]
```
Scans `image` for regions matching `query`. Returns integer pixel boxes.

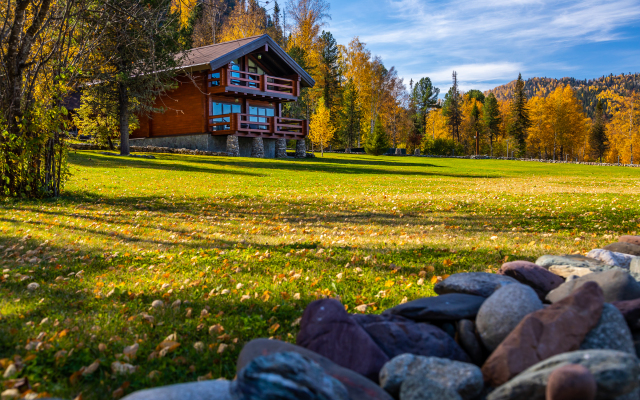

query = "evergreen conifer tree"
[589,100,608,162]
[365,116,390,155]
[442,71,461,152]
[483,93,501,157]
[337,79,362,152]
[507,73,531,156]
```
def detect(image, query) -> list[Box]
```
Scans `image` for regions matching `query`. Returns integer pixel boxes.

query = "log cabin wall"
[131,73,207,139]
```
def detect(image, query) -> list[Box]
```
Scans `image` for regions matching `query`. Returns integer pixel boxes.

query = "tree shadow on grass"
[69,151,503,179]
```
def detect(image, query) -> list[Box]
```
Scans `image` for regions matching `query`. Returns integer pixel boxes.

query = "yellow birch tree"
[309,99,335,156]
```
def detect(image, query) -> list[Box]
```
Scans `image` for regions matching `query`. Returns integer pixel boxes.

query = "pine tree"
[411,77,440,138]
[483,93,501,157]
[365,116,390,155]
[336,79,362,152]
[319,31,340,110]
[442,71,462,152]
[589,100,608,162]
[507,73,531,156]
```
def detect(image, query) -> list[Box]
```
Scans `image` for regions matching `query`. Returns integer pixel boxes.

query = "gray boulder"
[231,352,349,400]
[476,284,543,352]
[434,272,518,298]
[400,375,462,400]
[121,380,232,400]
[604,242,640,256]
[457,319,485,366]
[546,269,640,303]
[580,303,635,355]
[379,354,483,400]
[588,249,638,269]
[536,254,606,270]
[487,350,640,400]
[383,293,486,322]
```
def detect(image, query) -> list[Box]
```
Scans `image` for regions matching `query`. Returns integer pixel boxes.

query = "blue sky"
[327,0,640,93]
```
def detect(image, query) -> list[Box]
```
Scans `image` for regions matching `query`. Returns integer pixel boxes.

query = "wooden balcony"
[207,67,300,100]
[208,113,308,140]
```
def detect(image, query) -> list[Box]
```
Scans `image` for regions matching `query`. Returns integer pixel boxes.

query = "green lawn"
[1,152,639,399]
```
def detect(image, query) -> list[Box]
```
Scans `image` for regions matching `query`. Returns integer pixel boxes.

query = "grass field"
[1,151,639,399]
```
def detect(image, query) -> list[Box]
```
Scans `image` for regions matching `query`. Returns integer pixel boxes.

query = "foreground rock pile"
[28,236,640,400]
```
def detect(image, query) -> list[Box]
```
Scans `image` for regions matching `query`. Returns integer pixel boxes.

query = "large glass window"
[210,101,241,131]
[243,105,274,130]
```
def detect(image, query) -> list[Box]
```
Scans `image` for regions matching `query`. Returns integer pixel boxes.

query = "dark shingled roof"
[179,34,315,88]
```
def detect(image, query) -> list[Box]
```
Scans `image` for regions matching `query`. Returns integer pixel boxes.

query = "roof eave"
[208,35,315,88]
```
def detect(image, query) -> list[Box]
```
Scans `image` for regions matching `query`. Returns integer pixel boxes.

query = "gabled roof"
[180,34,315,88]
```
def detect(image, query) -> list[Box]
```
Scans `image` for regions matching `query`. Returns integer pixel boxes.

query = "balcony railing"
[208,68,299,97]
[208,113,307,139]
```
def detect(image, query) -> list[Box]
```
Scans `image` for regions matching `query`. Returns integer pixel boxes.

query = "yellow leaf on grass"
[269,323,280,334]
[384,280,395,287]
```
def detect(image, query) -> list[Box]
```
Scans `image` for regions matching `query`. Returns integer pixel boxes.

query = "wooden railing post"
[260,74,266,92]
[226,65,232,86]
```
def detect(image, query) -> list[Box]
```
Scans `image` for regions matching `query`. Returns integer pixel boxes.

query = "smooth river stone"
[231,351,349,400]
[587,249,637,269]
[546,269,640,303]
[296,298,388,382]
[535,254,606,270]
[482,282,604,388]
[487,350,640,400]
[549,265,607,278]
[620,235,640,246]
[546,364,596,400]
[604,242,640,256]
[476,283,544,352]
[379,354,483,400]
[383,293,486,322]
[352,314,469,362]
[237,339,394,400]
[579,303,635,355]
[121,380,232,400]
[498,261,564,300]
[434,272,518,298]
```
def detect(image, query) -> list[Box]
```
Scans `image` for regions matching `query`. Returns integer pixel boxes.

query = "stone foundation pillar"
[275,139,288,158]
[226,135,239,157]
[414,148,420,156]
[295,139,306,158]
[251,137,264,158]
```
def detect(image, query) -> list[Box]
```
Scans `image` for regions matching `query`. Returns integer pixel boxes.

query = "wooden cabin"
[130,34,315,158]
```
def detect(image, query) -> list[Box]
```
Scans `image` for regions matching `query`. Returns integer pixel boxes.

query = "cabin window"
[230,59,241,85]
[209,72,220,87]
[247,58,265,89]
[242,105,274,130]
[210,101,241,131]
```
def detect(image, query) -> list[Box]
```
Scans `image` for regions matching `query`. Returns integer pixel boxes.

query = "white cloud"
[329,0,640,91]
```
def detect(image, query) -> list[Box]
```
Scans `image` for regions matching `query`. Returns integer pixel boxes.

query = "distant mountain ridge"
[485,73,640,118]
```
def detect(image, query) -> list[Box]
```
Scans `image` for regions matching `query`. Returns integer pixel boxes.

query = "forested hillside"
[487,73,640,118]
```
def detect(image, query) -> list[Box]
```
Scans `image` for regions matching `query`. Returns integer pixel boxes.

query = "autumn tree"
[599,90,640,164]
[507,73,531,156]
[442,71,462,150]
[0,0,108,197]
[589,100,608,162]
[86,0,189,156]
[309,99,334,156]
[219,0,269,42]
[191,0,228,46]
[483,93,501,156]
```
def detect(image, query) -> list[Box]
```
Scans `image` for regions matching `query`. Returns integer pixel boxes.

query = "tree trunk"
[119,82,130,156]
